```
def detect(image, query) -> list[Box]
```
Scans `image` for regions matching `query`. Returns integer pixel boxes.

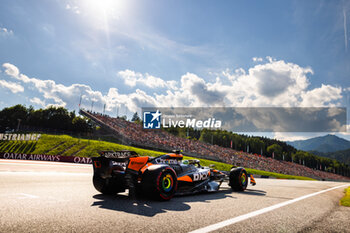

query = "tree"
[0,105,93,133]
[0,104,29,131]
[267,144,283,159]
[131,112,141,122]
[199,129,212,143]
[72,117,92,133]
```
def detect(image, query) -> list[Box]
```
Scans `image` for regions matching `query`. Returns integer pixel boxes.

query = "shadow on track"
[243,189,267,196]
[245,188,294,200]
[91,188,236,217]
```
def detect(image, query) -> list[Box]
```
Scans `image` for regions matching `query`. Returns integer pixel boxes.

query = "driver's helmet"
[182,160,189,165]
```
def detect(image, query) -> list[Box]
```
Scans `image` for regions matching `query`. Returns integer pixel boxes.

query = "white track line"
[17,193,39,199]
[189,184,349,233]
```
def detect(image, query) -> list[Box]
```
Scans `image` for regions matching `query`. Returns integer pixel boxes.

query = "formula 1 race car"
[91,150,256,201]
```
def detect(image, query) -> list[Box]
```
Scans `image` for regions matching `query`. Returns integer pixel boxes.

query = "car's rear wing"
[97,150,138,162]
[92,151,139,178]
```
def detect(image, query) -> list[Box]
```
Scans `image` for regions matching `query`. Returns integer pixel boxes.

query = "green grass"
[0,134,315,180]
[340,187,350,207]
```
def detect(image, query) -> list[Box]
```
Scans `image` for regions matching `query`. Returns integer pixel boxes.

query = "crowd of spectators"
[84,110,350,181]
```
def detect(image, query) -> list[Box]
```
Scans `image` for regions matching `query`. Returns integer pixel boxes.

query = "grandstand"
[80,109,350,181]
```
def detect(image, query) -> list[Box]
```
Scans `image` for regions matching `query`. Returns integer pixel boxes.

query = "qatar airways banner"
[0,152,92,164]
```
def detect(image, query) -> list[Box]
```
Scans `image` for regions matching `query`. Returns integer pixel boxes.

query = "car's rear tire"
[142,166,177,201]
[93,175,124,194]
[229,168,248,191]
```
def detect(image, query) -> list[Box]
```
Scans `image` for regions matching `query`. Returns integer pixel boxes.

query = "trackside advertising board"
[0,133,41,141]
[0,152,92,164]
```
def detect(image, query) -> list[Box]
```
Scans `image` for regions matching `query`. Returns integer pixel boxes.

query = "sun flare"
[81,0,126,19]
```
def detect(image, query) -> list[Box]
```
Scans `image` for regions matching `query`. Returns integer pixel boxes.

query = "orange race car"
[92,150,256,201]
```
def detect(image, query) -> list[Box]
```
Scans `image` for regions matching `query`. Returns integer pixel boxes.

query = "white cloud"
[3,63,19,77]
[0,79,24,93]
[65,4,80,14]
[301,84,342,107]
[338,125,350,136]
[222,59,316,107]
[30,97,45,107]
[1,58,345,116]
[252,57,263,62]
[273,132,324,141]
[168,59,341,108]
[3,63,89,108]
[118,69,178,89]
[2,63,155,113]
[179,73,225,106]
[0,27,13,36]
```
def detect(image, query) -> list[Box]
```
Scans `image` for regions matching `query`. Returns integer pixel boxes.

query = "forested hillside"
[311,149,350,165]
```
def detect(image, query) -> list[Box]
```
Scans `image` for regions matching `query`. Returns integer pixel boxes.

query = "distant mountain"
[286,134,350,153]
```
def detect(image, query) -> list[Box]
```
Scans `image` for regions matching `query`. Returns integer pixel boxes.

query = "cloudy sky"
[0,0,349,141]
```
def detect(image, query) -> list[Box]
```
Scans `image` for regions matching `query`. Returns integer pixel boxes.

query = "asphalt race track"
[0,159,349,233]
